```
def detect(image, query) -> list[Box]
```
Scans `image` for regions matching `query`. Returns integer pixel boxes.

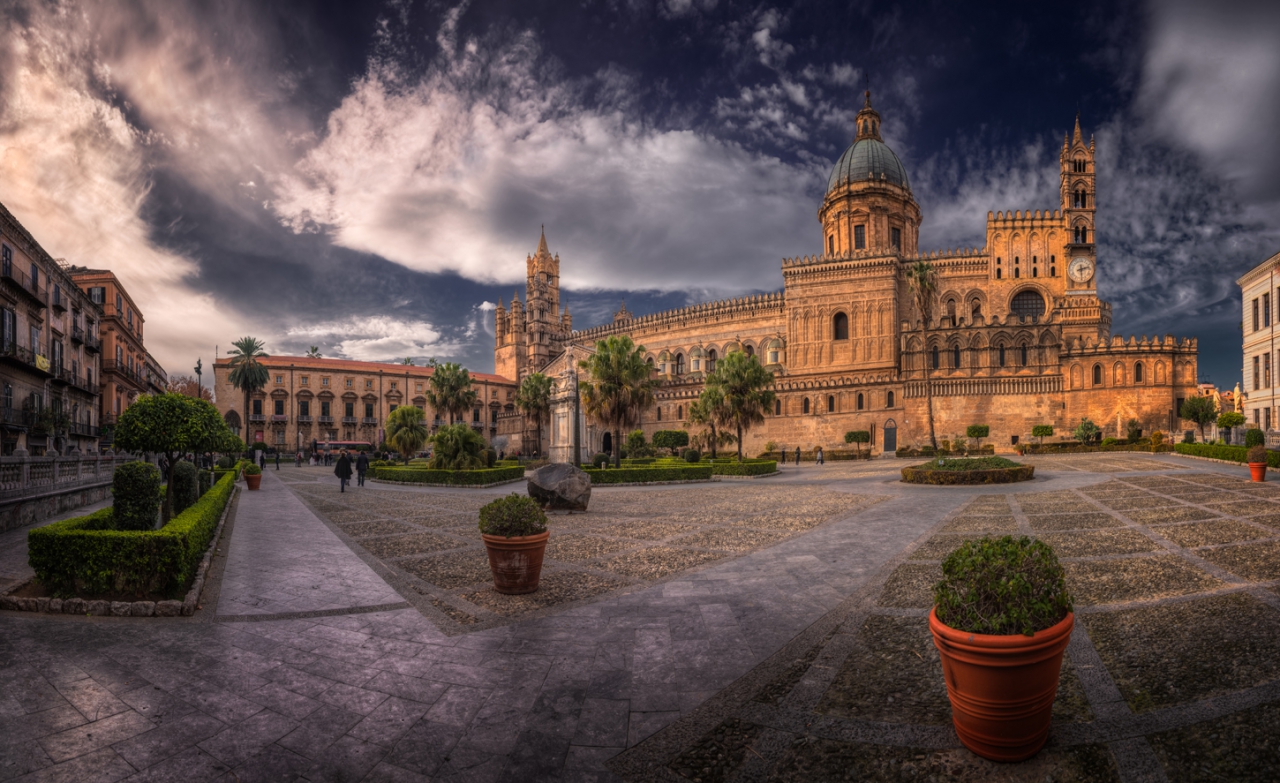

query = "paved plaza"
[2,455,1280,781]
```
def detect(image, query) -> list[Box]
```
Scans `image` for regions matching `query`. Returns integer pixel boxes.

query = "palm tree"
[516,372,553,458]
[905,259,939,449]
[386,405,428,464]
[305,346,322,359]
[686,386,733,458]
[429,423,487,469]
[579,335,659,467]
[227,337,269,442]
[706,350,776,461]
[402,357,415,365]
[425,360,478,425]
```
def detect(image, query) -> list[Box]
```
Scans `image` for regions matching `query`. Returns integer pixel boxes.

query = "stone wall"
[0,453,134,533]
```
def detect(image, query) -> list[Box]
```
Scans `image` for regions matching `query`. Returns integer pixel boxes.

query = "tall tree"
[386,405,428,464]
[165,374,213,402]
[425,360,478,424]
[516,372,553,458]
[579,335,659,467]
[705,350,776,461]
[905,260,939,449]
[227,337,269,442]
[1180,396,1217,442]
[115,394,229,523]
[429,423,487,470]
[402,357,415,365]
[686,386,733,458]
[305,346,322,358]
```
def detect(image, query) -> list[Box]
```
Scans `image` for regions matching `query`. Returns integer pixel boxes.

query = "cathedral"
[493,94,1199,458]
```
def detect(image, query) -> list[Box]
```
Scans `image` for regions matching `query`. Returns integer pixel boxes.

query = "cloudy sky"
[1,0,1277,385]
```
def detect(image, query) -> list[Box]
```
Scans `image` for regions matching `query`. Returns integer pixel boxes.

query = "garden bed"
[583,465,714,484]
[1019,442,1174,455]
[370,465,526,487]
[1174,442,1280,466]
[901,457,1035,485]
[895,444,997,458]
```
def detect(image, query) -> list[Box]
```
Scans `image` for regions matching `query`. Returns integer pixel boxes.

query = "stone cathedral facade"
[494,94,1200,458]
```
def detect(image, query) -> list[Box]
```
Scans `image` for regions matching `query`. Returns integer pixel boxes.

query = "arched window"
[827,395,835,413]
[946,299,957,327]
[1020,345,1028,366]
[656,407,662,421]
[857,392,864,410]
[833,312,849,340]
[828,235,835,255]
[803,397,811,414]
[931,346,940,370]
[971,300,982,320]
[646,357,654,367]
[996,268,1002,279]
[998,345,1006,367]
[774,399,781,415]
[707,349,717,373]
[1093,364,1103,385]
[1014,267,1020,278]
[745,345,754,357]
[1135,362,1144,383]
[1010,290,1046,320]
[887,390,895,407]
[952,345,961,368]
[675,354,684,375]
[677,405,683,419]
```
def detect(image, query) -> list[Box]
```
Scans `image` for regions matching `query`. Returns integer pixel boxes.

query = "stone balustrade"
[0,452,136,533]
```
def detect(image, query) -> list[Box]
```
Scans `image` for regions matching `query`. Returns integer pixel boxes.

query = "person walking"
[275,451,280,470]
[795,446,801,465]
[780,445,786,465]
[335,450,353,493]
[356,450,369,487]
[295,450,302,468]
[258,451,266,470]
[816,446,825,465]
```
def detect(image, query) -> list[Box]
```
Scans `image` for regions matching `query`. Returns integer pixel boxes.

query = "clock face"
[1068,257,1094,283]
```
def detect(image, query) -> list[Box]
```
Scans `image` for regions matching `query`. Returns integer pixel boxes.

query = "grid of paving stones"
[612,467,1280,783]
[281,478,883,632]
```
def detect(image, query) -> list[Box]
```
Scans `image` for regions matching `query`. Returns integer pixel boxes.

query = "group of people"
[778,446,825,465]
[332,449,370,492]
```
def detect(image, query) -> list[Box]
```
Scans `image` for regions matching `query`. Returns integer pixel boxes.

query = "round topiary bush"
[682,448,701,463]
[1246,428,1266,448]
[112,460,162,531]
[216,455,235,469]
[244,463,262,475]
[592,452,610,469]
[478,494,548,538]
[933,535,1073,636]
[171,460,199,516]
[249,441,269,453]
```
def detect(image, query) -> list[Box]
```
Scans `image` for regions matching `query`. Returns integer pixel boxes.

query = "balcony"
[297,415,313,424]
[70,422,100,438]
[1,407,32,429]
[270,415,289,423]
[0,262,48,309]
[51,287,66,313]
[84,335,101,353]
[361,417,377,425]
[470,421,484,431]
[342,416,357,424]
[318,415,335,424]
[70,324,84,344]
[51,364,72,386]
[0,342,53,377]
[247,413,267,423]
[101,360,145,388]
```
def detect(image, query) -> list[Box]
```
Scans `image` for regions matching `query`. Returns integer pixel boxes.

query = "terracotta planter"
[929,607,1074,762]
[245,473,262,490]
[1250,462,1267,482]
[482,531,549,594]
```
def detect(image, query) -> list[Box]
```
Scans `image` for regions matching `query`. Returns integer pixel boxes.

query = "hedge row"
[1018,443,1174,455]
[583,465,713,484]
[28,470,236,598]
[711,460,778,476]
[896,445,997,458]
[371,466,526,485]
[1174,443,1280,467]
[901,465,1035,485]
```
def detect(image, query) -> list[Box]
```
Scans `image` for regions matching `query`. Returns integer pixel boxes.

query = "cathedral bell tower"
[1061,116,1097,294]
[525,227,565,372]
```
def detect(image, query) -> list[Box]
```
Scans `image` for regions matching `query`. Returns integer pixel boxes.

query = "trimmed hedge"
[370,466,526,486]
[1174,442,1280,468]
[896,445,997,458]
[711,460,777,476]
[29,470,236,598]
[112,461,162,532]
[172,461,199,516]
[901,463,1035,485]
[584,465,713,484]
[1017,442,1174,455]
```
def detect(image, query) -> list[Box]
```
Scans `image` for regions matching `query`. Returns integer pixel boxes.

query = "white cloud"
[285,316,460,363]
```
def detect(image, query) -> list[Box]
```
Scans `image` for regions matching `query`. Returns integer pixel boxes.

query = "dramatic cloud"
[285,315,461,363]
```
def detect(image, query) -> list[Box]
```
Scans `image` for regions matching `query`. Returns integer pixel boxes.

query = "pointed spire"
[853,89,882,142]
[1073,114,1083,145]
[537,225,549,256]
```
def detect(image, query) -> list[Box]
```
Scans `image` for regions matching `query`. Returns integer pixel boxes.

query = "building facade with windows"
[66,267,165,447]
[0,202,104,455]
[1237,250,1280,430]
[211,356,518,454]
[497,97,1201,456]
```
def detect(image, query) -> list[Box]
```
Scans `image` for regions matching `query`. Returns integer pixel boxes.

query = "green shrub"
[244,463,262,475]
[965,424,990,440]
[478,494,547,538]
[1073,418,1101,444]
[919,457,1020,471]
[1173,442,1280,468]
[369,459,392,468]
[1101,437,1120,447]
[682,448,701,463]
[1031,425,1054,440]
[652,430,689,453]
[249,441,270,453]
[933,535,1073,636]
[171,461,199,516]
[712,460,777,476]
[370,466,525,486]
[1182,430,1195,444]
[1246,428,1266,447]
[216,456,235,469]
[198,469,212,497]
[1248,445,1268,464]
[485,448,497,468]
[592,452,611,469]
[29,471,236,597]
[111,461,162,532]
[584,465,713,484]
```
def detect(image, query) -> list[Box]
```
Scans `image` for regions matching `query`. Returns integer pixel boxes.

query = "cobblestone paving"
[613,459,1280,783]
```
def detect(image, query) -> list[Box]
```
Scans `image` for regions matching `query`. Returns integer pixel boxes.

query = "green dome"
[827,138,910,193]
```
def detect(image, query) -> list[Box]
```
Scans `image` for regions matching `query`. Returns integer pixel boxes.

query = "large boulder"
[528,463,592,512]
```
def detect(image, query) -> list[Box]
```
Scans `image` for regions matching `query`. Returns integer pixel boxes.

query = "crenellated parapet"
[986,209,1065,232]
[571,291,786,342]
[1061,334,1198,356]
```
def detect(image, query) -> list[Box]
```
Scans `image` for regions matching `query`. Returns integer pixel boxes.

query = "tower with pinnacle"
[494,228,572,380]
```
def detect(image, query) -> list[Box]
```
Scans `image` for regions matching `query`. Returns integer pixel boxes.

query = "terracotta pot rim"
[930,607,1074,650]
[1249,462,1267,467]
[481,530,550,545]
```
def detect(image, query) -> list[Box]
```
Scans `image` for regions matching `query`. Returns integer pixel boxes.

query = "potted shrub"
[1248,444,1268,482]
[478,494,549,594]
[930,536,1074,762]
[244,462,263,490]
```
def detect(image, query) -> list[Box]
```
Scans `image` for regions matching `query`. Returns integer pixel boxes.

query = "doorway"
[602,431,612,458]
[883,419,897,452]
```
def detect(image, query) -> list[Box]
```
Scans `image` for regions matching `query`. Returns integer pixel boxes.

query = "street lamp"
[194,358,203,400]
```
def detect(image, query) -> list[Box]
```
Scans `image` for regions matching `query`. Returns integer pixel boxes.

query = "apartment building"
[0,203,104,455]
[1237,249,1280,429]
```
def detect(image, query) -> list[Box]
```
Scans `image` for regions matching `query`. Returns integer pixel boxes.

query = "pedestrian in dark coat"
[816,446,824,465]
[795,446,801,465]
[355,451,369,487]
[275,451,280,470]
[335,450,353,493]
[780,446,786,464]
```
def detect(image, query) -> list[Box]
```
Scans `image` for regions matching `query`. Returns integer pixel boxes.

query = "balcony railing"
[0,262,48,308]
[0,342,53,377]
[1,407,32,429]
[319,415,334,424]
[101,360,145,388]
[84,335,101,353]
[69,422,100,437]
[342,416,357,424]
[270,414,289,423]
[247,413,267,423]
[51,287,66,312]
[296,414,313,424]
[361,417,377,425]
[70,324,84,344]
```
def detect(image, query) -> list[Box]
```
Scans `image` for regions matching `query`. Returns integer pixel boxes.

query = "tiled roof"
[213,355,515,385]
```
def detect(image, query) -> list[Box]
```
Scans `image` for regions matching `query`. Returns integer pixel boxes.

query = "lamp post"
[194,358,203,400]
